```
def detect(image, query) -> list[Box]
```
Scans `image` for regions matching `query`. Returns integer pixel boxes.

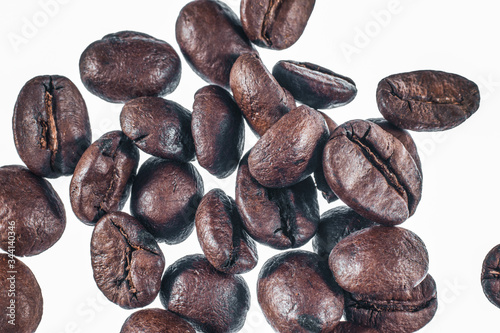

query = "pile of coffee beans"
[0,0,484,332]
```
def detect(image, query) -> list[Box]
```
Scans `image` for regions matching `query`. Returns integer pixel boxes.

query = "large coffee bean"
[0,165,65,256]
[13,75,91,178]
[481,244,500,308]
[376,70,480,131]
[120,308,195,333]
[80,31,181,103]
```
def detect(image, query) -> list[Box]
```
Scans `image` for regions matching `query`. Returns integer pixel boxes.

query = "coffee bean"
[481,244,500,308]
[376,70,480,131]
[195,189,258,274]
[91,212,165,309]
[241,0,316,50]
[312,206,377,261]
[0,254,43,333]
[13,75,91,178]
[130,157,204,244]
[329,226,429,296]
[80,31,181,103]
[70,131,139,225]
[0,165,65,256]
[160,254,250,333]
[273,60,357,109]
[323,119,422,225]
[257,251,344,332]
[248,105,328,188]
[120,97,195,162]
[345,274,438,333]
[192,85,245,178]
[230,53,295,136]
[176,0,257,89]
[236,152,319,249]
[120,308,195,333]
[331,322,379,333]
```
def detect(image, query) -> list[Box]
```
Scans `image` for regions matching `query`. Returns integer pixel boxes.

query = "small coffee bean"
[273,60,357,109]
[70,131,139,225]
[230,53,295,136]
[120,308,196,333]
[192,85,245,178]
[91,212,165,309]
[323,119,422,225]
[329,226,429,295]
[376,70,480,131]
[13,75,91,178]
[176,0,257,88]
[481,244,500,308]
[0,165,65,256]
[331,322,379,333]
[80,31,181,103]
[120,97,195,162]
[248,105,328,188]
[160,254,250,333]
[195,188,258,274]
[130,157,204,244]
[257,251,344,332]
[236,152,319,249]
[241,0,316,50]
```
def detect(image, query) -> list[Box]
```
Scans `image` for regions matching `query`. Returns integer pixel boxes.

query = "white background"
[1,0,499,332]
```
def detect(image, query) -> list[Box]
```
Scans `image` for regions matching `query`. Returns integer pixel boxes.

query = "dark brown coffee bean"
[91,212,165,309]
[345,274,438,333]
[248,105,328,188]
[160,254,250,333]
[329,226,429,296]
[376,70,480,131]
[481,244,500,308]
[0,165,65,256]
[0,254,43,333]
[230,53,295,137]
[312,206,377,261]
[257,251,344,332]
[176,0,257,89]
[323,119,422,225]
[120,97,195,162]
[236,152,319,249]
[331,322,379,333]
[192,85,244,178]
[70,131,139,225]
[196,189,258,274]
[130,157,204,244]
[273,60,357,109]
[80,31,181,103]
[13,75,91,178]
[120,308,196,333]
[241,0,316,50]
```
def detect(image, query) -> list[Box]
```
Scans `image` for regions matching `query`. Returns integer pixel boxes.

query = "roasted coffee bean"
[230,53,295,136]
[176,0,257,88]
[13,75,91,178]
[241,0,316,50]
[481,244,500,308]
[192,85,244,178]
[248,105,328,188]
[273,60,357,109]
[312,206,377,261]
[0,165,65,256]
[323,119,422,225]
[70,131,139,225]
[345,274,438,333]
[120,97,195,162]
[91,212,165,309]
[130,157,204,244]
[236,152,319,249]
[257,251,344,332]
[195,189,258,274]
[329,226,429,296]
[376,70,480,131]
[160,254,250,333]
[331,322,379,333]
[0,254,43,333]
[80,31,181,103]
[120,308,196,333]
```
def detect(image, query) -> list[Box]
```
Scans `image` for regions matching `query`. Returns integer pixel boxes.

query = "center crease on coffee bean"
[348,297,435,313]
[267,188,297,246]
[387,79,465,106]
[261,0,283,45]
[40,77,59,171]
